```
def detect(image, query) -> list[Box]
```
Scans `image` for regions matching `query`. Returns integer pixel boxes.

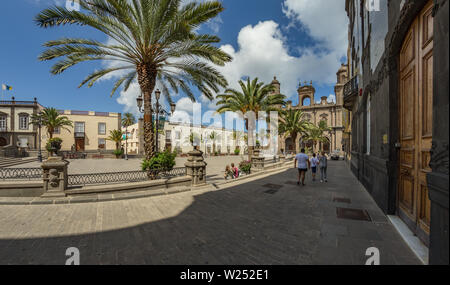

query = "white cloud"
[112,1,347,114]
[327,94,336,103]
[282,0,348,56]
[217,20,345,101]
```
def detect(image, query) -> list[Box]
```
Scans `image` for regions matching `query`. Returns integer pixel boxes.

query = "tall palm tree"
[122,112,135,158]
[278,109,311,154]
[303,126,328,153]
[216,77,285,159]
[31,107,73,139]
[35,0,232,161]
[107,129,124,151]
[232,130,244,150]
[186,132,201,149]
[209,131,219,154]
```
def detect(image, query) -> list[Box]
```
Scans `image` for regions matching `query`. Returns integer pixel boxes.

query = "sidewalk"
[0,161,420,264]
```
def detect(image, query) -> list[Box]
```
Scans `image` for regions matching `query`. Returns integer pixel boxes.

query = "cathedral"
[272,64,348,154]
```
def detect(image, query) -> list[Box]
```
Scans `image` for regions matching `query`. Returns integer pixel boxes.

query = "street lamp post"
[136,90,176,155]
[37,114,43,163]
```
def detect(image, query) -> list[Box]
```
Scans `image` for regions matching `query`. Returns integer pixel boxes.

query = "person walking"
[319,151,328,182]
[310,153,320,182]
[295,148,310,186]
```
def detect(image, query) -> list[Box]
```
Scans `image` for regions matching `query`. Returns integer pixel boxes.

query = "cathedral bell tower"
[298,81,315,107]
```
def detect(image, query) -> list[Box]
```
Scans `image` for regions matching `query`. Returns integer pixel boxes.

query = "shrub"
[239,160,252,175]
[46,137,63,153]
[113,149,124,156]
[141,150,177,171]
[234,148,240,155]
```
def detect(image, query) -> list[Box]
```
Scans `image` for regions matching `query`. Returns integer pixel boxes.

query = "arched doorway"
[0,137,7,147]
[322,138,331,153]
[299,139,313,152]
[397,1,433,245]
[285,137,294,154]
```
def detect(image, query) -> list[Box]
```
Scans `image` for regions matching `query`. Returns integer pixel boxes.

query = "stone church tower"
[271,64,348,154]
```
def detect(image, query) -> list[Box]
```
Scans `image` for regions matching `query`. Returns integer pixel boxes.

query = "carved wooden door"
[398,1,433,245]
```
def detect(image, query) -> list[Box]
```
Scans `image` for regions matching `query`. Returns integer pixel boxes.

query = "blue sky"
[0,0,348,123]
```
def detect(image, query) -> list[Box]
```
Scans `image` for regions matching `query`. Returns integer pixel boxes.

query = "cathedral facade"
[273,64,348,155]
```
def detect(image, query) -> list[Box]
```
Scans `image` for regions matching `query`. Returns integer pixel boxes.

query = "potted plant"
[141,150,177,179]
[239,160,252,175]
[46,137,63,156]
[234,148,240,156]
[113,149,124,159]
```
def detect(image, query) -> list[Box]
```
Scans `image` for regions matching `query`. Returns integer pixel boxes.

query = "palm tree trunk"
[137,64,156,161]
[245,119,254,160]
[293,133,298,154]
[125,127,128,157]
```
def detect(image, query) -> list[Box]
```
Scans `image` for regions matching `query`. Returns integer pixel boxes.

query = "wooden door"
[398,1,433,246]
[75,138,85,152]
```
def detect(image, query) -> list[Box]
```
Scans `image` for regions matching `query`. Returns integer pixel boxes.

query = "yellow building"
[41,110,121,152]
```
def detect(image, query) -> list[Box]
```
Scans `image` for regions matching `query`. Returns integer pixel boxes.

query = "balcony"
[74,132,85,138]
[343,76,359,110]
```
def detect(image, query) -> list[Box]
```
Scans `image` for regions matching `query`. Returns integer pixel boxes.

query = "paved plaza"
[0,161,420,265]
[13,155,248,182]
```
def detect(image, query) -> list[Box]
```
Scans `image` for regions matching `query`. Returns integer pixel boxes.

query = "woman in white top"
[310,153,320,182]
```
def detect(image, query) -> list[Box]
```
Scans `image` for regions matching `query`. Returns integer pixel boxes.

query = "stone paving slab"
[0,161,421,265]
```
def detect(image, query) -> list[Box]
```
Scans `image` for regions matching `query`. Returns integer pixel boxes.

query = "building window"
[0,115,6,131]
[366,96,371,155]
[75,122,85,133]
[175,131,181,140]
[98,123,106,135]
[19,114,29,130]
[53,126,60,134]
[98,138,106,149]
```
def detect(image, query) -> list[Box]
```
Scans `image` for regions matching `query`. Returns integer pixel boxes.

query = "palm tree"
[122,112,135,159]
[31,107,73,139]
[318,120,331,133]
[278,109,312,154]
[303,126,328,153]
[107,129,124,151]
[35,0,232,161]
[209,131,219,154]
[186,132,201,149]
[232,130,244,150]
[216,77,285,159]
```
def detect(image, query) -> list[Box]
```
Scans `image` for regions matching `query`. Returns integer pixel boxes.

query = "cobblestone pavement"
[0,161,420,265]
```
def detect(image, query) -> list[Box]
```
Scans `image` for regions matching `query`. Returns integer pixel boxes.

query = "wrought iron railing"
[68,167,187,186]
[264,157,281,164]
[0,100,38,106]
[344,76,359,98]
[60,151,87,159]
[0,167,42,180]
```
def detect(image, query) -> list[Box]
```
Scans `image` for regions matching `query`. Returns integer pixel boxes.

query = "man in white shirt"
[294,148,310,186]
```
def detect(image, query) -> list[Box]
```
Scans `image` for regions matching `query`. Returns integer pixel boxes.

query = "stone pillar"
[41,156,69,198]
[251,148,265,170]
[428,0,449,265]
[185,149,207,186]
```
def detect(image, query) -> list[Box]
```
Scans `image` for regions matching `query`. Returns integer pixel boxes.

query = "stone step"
[0,157,38,168]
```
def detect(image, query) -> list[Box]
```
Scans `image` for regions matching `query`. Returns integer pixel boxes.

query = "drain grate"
[333,197,352,204]
[262,183,283,190]
[264,189,279,195]
[336,207,372,221]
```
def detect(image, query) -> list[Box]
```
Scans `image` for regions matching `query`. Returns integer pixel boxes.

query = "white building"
[122,120,247,156]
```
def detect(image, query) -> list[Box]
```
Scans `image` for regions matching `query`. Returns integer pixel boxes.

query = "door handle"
[395,142,402,149]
